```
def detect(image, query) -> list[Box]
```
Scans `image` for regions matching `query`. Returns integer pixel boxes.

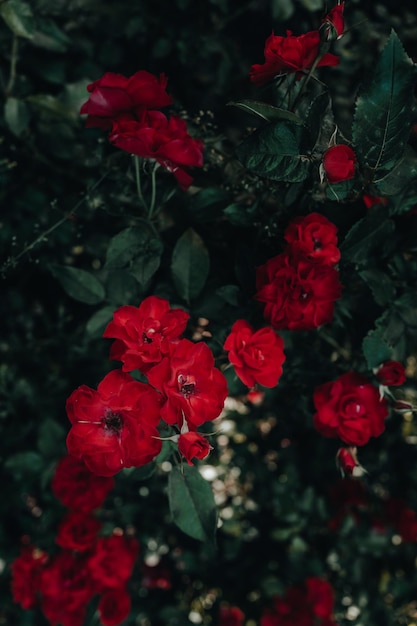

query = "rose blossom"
[10,545,48,610]
[375,360,406,386]
[313,371,389,446]
[260,577,338,626]
[284,213,340,266]
[178,431,212,465]
[39,551,94,626]
[80,70,172,129]
[250,30,339,86]
[109,110,204,189]
[66,369,162,476]
[103,295,189,373]
[322,144,356,184]
[56,511,101,552]
[98,588,132,626]
[219,605,245,626]
[51,455,114,512]
[88,535,139,591]
[223,320,285,388]
[255,251,342,331]
[147,338,228,429]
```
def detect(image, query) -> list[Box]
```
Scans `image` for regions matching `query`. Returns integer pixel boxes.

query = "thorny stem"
[2,172,108,276]
[5,34,18,97]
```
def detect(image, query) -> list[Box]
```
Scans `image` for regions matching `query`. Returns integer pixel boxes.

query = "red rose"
[223,320,285,388]
[313,371,389,446]
[109,111,204,189]
[375,360,406,386]
[147,339,228,429]
[321,3,345,41]
[219,605,245,626]
[56,511,101,552]
[52,455,114,512]
[88,535,139,591]
[178,431,212,465]
[260,577,337,626]
[284,213,340,266]
[322,145,356,184]
[39,551,94,626]
[103,295,189,373]
[250,30,339,87]
[10,545,48,610]
[98,588,131,626]
[362,193,387,209]
[66,370,162,476]
[80,71,172,129]
[385,498,417,542]
[255,252,342,331]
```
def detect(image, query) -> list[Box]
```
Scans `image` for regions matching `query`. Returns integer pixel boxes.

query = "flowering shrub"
[3,1,417,625]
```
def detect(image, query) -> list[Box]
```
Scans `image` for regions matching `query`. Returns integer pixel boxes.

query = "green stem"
[5,35,18,98]
[2,172,108,275]
[133,155,148,212]
[290,43,330,112]
[148,163,159,220]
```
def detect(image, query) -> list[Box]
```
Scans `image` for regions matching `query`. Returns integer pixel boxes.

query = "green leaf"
[106,271,140,305]
[188,187,231,222]
[4,97,30,136]
[0,0,34,39]
[340,206,395,265]
[50,265,105,305]
[85,306,116,337]
[362,326,392,369]
[168,465,217,543]
[236,121,310,182]
[171,228,209,303]
[359,269,396,307]
[105,227,144,269]
[26,94,74,121]
[32,18,71,52]
[5,451,44,475]
[228,100,303,125]
[105,228,163,288]
[223,202,257,227]
[302,91,331,152]
[216,285,240,306]
[37,419,66,458]
[374,148,417,196]
[353,30,417,175]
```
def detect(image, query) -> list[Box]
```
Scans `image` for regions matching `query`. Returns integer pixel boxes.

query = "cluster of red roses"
[260,576,338,626]
[249,3,357,187]
[11,455,136,626]
[80,70,203,189]
[255,212,342,331]
[66,296,228,476]
[314,360,406,452]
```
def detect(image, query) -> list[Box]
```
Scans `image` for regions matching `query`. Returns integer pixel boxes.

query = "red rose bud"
[321,3,345,41]
[322,144,356,184]
[336,447,366,478]
[376,360,406,386]
[393,400,415,414]
[178,432,212,465]
[363,194,387,209]
[247,390,265,405]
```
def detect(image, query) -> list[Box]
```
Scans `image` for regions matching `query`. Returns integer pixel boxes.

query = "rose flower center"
[103,410,123,434]
[178,374,197,398]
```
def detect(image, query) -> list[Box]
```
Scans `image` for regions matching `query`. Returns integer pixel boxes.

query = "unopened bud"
[336,447,366,478]
[320,2,345,42]
[393,400,414,414]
